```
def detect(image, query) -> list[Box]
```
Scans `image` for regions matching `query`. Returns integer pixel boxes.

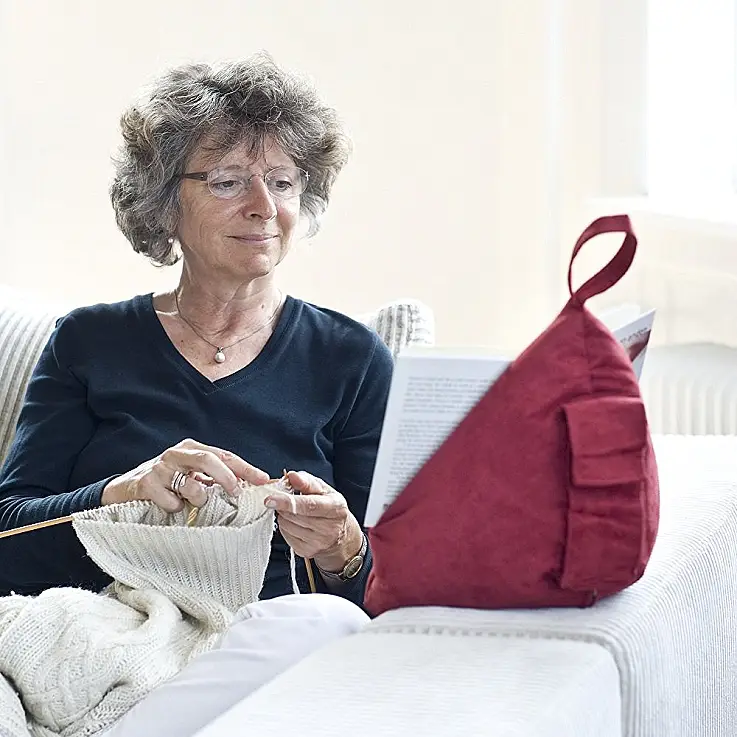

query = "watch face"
[343,555,364,580]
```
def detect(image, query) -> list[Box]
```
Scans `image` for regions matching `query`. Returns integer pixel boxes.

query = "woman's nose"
[240,176,277,221]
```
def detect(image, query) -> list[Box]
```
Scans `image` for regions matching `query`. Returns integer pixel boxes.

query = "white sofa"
[2,287,737,737]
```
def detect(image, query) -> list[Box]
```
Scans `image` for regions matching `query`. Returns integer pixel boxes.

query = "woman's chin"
[213,245,286,281]
[232,257,278,281]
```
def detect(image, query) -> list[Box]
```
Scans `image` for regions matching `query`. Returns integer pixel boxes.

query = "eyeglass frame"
[179,165,309,200]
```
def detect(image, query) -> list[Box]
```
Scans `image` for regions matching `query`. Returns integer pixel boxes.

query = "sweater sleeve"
[305,336,393,609]
[0,318,114,595]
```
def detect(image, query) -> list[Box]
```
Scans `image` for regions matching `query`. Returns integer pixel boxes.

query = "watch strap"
[316,532,367,582]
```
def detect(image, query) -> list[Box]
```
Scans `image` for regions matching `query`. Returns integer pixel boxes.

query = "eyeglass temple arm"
[180,172,209,181]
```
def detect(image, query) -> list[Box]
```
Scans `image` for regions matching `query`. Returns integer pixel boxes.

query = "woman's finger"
[277,518,320,558]
[278,516,336,552]
[265,489,345,517]
[286,470,332,495]
[277,510,337,534]
[191,472,215,486]
[277,517,310,544]
[145,482,186,513]
[131,464,207,514]
[174,473,208,508]
[212,448,270,485]
[162,448,239,494]
[177,440,269,486]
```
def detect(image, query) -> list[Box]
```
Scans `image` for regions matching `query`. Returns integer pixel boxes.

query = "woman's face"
[176,137,303,284]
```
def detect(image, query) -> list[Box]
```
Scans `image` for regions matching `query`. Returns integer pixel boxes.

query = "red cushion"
[364,215,660,615]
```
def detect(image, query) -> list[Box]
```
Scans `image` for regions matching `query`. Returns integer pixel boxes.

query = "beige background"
[1,0,734,352]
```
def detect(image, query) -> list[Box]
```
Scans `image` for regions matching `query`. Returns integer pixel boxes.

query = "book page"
[611,308,656,380]
[597,303,643,331]
[364,353,509,527]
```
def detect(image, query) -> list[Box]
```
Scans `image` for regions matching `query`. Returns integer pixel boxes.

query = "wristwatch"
[316,533,368,582]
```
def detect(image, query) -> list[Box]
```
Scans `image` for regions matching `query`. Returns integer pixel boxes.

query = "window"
[597,0,737,229]
[646,0,737,206]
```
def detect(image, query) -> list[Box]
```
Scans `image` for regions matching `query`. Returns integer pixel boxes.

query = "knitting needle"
[0,499,198,538]
[304,557,317,594]
[0,515,73,539]
[184,501,198,527]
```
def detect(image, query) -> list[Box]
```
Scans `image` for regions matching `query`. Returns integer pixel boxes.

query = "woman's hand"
[101,438,269,512]
[265,471,364,574]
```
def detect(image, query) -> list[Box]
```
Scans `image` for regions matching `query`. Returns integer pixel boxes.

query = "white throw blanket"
[0,480,280,737]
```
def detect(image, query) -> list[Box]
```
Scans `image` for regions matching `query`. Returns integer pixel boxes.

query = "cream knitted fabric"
[0,479,280,737]
[0,664,27,737]
[73,480,275,629]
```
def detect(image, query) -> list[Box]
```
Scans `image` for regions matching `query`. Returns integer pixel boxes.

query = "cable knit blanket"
[0,480,280,737]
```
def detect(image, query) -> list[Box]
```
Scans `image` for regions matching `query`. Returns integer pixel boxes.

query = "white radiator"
[641,343,737,435]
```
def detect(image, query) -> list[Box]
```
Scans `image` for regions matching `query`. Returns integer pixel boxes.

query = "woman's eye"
[212,179,239,191]
[271,179,293,192]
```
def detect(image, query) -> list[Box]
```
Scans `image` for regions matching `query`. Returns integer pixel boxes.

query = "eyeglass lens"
[207,167,307,199]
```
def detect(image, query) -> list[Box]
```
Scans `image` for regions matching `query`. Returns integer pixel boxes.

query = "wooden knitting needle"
[184,501,198,527]
[0,515,73,539]
[304,558,317,594]
[0,496,198,539]
[0,503,199,539]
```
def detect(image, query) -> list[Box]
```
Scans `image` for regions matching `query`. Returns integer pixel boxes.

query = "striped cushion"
[355,299,435,359]
[0,288,58,466]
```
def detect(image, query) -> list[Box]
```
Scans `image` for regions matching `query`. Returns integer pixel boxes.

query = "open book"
[364,306,656,527]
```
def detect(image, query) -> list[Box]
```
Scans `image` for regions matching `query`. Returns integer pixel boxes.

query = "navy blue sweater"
[0,294,393,606]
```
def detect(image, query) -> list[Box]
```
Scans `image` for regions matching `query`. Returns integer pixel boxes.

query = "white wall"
[2,0,735,352]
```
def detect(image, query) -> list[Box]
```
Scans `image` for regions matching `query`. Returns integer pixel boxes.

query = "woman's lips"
[229,234,277,242]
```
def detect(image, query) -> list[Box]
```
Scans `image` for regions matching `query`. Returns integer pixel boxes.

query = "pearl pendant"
[214,349,226,364]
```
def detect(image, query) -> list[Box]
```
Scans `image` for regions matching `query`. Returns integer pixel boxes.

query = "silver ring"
[171,470,188,496]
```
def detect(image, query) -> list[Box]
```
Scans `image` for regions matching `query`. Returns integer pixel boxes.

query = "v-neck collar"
[133,293,297,395]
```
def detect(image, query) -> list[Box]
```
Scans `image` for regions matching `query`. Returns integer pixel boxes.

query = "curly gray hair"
[110,53,352,266]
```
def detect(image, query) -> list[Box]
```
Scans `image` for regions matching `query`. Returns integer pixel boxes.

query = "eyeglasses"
[181,166,309,200]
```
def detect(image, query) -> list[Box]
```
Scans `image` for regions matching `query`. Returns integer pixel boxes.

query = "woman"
[0,55,391,735]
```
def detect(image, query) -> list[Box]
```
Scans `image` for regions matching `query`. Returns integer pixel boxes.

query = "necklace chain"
[174,289,283,363]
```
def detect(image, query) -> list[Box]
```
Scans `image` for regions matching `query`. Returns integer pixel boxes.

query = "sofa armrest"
[193,628,620,737]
